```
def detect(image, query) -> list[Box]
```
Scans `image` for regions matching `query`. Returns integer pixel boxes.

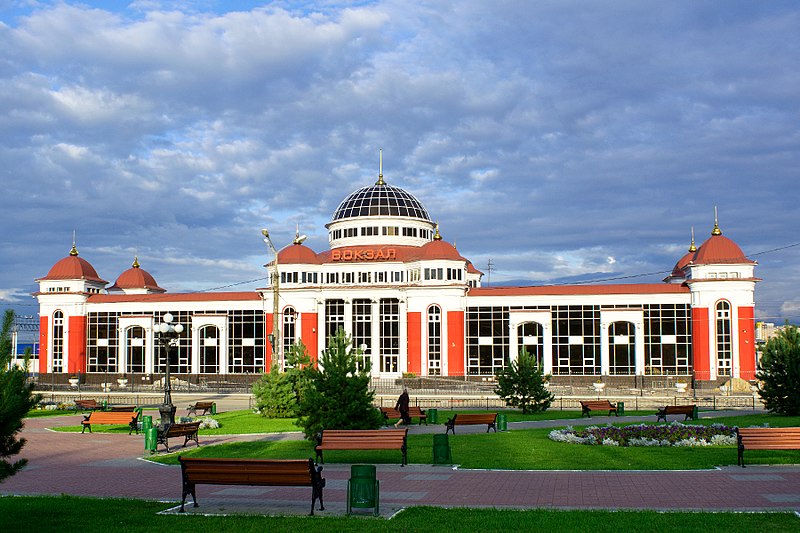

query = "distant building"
[33,164,759,384]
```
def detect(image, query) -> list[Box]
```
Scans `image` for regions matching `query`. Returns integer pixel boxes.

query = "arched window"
[52,310,64,373]
[427,305,442,375]
[609,321,635,375]
[517,322,544,367]
[126,326,146,373]
[282,307,297,366]
[716,301,732,376]
[199,325,220,374]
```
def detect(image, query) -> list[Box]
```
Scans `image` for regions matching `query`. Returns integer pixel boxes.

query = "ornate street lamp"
[155,312,184,428]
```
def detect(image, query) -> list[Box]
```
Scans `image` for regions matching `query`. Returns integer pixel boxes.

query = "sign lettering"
[331,248,397,262]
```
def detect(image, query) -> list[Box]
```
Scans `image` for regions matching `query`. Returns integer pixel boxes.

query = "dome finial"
[433,223,442,241]
[375,148,386,185]
[711,206,722,236]
[688,227,697,252]
[69,230,78,256]
[132,256,140,268]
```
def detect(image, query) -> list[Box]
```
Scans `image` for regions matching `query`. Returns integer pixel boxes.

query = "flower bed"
[549,422,737,447]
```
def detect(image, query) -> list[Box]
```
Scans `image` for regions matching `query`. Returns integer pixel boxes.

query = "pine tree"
[756,325,800,415]
[251,341,312,418]
[494,347,555,414]
[296,328,383,440]
[1,309,39,482]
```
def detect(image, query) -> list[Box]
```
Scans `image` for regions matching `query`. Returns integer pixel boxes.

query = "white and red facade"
[34,176,759,384]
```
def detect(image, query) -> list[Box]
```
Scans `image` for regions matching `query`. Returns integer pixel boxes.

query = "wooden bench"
[178,457,325,515]
[580,400,618,418]
[109,405,137,412]
[656,404,696,422]
[157,421,201,452]
[187,401,216,416]
[380,406,428,425]
[81,410,139,434]
[75,399,101,411]
[315,429,408,466]
[737,427,800,467]
[444,413,498,435]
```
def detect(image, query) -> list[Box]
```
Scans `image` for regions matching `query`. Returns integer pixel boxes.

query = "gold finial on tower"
[69,230,78,256]
[433,223,442,241]
[688,227,697,252]
[132,256,140,268]
[375,148,385,185]
[711,206,722,235]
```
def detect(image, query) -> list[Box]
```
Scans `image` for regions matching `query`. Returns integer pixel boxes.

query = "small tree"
[494,348,554,414]
[756,325,800,415]
[296,328,383,439]
[1,309,39,482]
[252,341,312,418]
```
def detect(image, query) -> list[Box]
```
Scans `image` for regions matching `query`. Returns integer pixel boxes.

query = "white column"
[600,323,610,376]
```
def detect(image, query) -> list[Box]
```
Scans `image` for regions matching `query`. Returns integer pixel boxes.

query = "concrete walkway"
[1,406,799,517]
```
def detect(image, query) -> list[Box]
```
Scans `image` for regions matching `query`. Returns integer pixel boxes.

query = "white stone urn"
[117,378,128,388]
[68,377,79,388]
[593,381,606,392]
[675,382,688,393]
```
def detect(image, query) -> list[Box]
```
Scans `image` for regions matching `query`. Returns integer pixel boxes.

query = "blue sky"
[1,1,799,323]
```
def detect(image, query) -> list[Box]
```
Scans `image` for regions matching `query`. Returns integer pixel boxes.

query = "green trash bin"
[144,427,158,453]
[433,433,452,465]
[617,402,625,416]
[211,402,217,415]
[347,464,379,516]
[142,415,152,434]
[427,408,438,424]
[497,413,508,431]
[692,405,699,420]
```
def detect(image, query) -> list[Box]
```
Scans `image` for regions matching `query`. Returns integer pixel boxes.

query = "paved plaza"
[2,401,799,517]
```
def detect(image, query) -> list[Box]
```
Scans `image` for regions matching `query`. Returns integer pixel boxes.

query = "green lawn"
[147,413,800,470]
[2,495,798,533]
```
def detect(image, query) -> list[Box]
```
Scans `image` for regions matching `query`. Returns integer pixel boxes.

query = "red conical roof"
[276,242,321,265]
[692,234,754,265]
[109,258,165,292]
[38,245,106,283]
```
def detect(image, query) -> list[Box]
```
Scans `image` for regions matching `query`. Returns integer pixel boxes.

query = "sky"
[1,0,799,325]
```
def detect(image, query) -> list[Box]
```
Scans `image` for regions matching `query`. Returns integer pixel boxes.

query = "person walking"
[394,387,411,428]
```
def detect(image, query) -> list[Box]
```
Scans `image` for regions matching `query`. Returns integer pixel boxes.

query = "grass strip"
[1,495,798,533]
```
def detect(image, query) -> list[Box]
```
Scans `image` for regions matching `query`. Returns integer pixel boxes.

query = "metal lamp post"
[261,228,282,370]
[155,313,184,428]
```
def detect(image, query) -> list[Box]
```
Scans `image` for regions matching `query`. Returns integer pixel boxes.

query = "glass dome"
[332,183,431,221]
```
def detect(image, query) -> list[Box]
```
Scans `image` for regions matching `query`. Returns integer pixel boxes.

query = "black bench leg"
[311,483,324,515]
[181,482,197,512]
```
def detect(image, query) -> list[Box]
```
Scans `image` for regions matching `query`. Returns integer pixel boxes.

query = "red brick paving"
[2,412,799,515]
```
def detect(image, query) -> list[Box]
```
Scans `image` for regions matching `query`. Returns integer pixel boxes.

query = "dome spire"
[69,230,78,256]
[712,206,722,236]
[688,227,697,252]
[375,148,386,186]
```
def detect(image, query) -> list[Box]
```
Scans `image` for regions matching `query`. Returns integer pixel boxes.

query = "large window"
[52,310,64,373]
[352,299,372,371]
[325,299,346,343]
[609,321,635,375]
[517,322,544,367]
[282,307,297,359]
[87,312,118,373]
[126,326,145,373]
[228,310,264,373]
[551,306,600,375]
[466,306,509,375]
[199,325,220,374]
[644,304,692,375]
[427,305,442,375]
[380,299,400,373]
[154,311,191,374]
[716,300,732,376]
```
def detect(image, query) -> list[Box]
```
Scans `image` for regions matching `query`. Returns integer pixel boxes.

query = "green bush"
[251,341,312,418]
[757,325,800,415]
[494,347,554,414]
[295,328,383,439]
